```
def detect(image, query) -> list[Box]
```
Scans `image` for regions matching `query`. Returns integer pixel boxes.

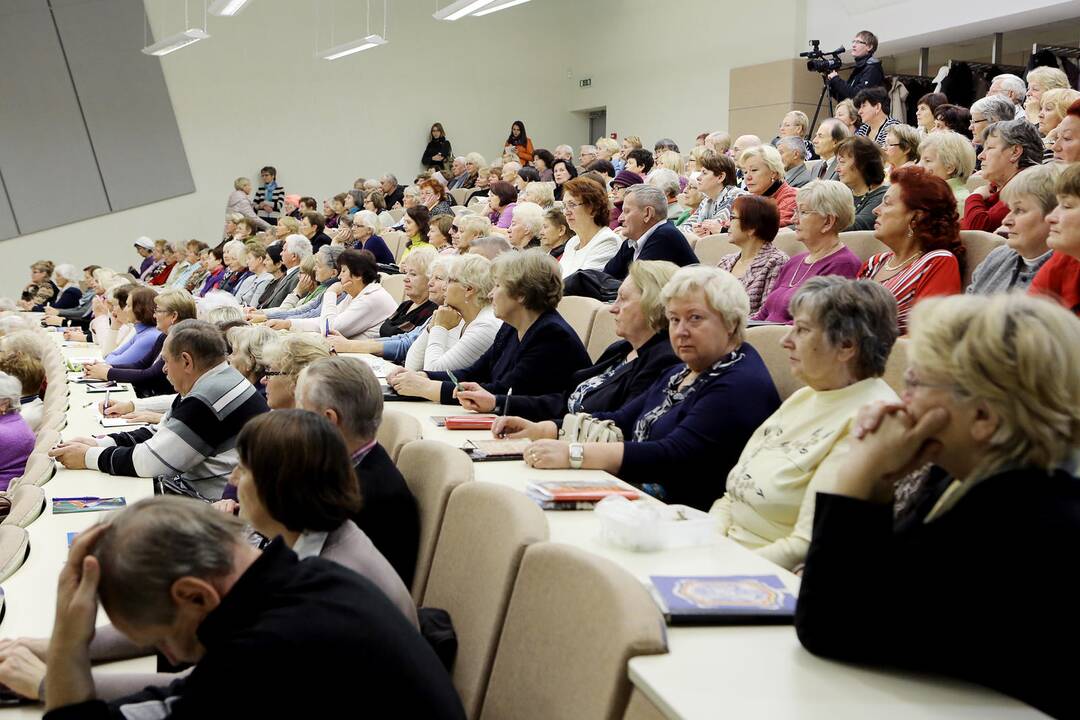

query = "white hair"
[54,263,81,284]
[198,290,242,321]
[353,210,380,232]
[222,239,248,263]
[0,298,17,312]
[647,168,680,199]
[0,371,22,411]
[403,185,421,199]
[993,73,1027,103]
[512,202,545,237]
[283,234,313,260]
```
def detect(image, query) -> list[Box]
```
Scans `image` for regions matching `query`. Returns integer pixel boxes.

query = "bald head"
[731,135,762,159]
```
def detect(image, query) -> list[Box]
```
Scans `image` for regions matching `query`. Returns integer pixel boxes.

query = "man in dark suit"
[604,185,698,281]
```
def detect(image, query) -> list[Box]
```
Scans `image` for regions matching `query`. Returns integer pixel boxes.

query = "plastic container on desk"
[595,496,717,552]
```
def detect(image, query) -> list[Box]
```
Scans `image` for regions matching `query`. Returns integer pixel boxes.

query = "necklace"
[788,242,842,287]
[883,250,923,273]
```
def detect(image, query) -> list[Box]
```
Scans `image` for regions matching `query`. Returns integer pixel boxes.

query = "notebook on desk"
[649,575,796,626]
[462,438,529,462]
[526,480,641,510]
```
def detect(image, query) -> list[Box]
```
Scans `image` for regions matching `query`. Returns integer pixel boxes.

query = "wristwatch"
[569,443,585,470]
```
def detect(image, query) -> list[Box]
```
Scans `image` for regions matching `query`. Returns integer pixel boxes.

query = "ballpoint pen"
[503,387,513,417]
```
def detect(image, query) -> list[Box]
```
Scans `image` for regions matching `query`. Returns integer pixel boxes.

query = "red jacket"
[962,187,1008,233]
[767,181,799,228]
[1029,251,1080,315]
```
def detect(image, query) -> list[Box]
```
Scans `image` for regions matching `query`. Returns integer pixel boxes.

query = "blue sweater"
[428,310,591,405]
[594,343,780,510]
[105,323,163,365]
[379,318,429,363]
[357,235,395,265]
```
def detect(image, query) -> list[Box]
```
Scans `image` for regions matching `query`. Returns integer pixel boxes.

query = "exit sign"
[579,78,591,87]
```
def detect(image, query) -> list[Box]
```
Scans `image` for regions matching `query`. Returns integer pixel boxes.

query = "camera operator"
[827,30,885,101]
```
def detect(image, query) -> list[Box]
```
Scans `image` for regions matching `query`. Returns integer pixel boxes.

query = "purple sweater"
[0,413,35,490]
[753,247,863,323]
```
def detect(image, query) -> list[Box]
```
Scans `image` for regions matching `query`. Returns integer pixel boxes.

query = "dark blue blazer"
[603,221,699,280]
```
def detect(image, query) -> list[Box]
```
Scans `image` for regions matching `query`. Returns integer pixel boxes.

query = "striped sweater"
[253,182,286,221]
[860,250,961,333]
[85,363,269,499]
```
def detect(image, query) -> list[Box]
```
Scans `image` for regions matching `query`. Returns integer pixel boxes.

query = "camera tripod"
[807,73,835,144]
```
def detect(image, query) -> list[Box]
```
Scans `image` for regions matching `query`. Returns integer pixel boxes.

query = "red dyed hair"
[1067,98,1080,120]
[418,178,446,200]
[732,194,780,242]
[889,165,964,269]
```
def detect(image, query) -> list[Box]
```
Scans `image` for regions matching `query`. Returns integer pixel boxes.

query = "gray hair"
[788,276,898,380]
[164,319,228,369]
[469,235,513,259]
[624,184,668,220]
[777,136,808,154]
[94,496,246,624]
[0,371,21,412]
[555,144,574,158]
[222,239,248,264]
[54,263,81,284]
[992,73,1027,103]
[580,144,597,155]
[380,173,398,185]
[984,117,1045,170]
[204,305,244,326]
[316,244,345,269]
[821,117,851,142]
[660,265,749,345]
[647,168,681,199]
[283,234,313,261]
[226,325,279,377]
[296,357,382,442]
[971,95,1016,124]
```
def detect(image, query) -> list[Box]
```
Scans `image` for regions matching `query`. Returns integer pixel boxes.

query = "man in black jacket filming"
[827,30,886,101]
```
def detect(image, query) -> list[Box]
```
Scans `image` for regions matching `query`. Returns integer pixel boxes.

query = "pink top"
[754,247,863,323]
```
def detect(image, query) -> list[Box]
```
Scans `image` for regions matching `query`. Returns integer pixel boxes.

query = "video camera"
[800,40,845,74]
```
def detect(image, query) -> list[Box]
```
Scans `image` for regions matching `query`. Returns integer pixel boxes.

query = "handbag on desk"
[559,412,624,444]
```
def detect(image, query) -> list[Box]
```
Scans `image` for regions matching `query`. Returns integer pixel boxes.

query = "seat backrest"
[389,207,405,222]
[746,325,804,401]
[772,229,806,259]
[586,306,619,362]
[0,526,29,583]
[423,483,549,719]
[692,235,739,266]
[397,440,474,602]
[684,234,698,250]
[378,273,406,303]
[557,295,603,345]
[967,174,990,192]
[381,230,407,262]
[33,429,59,454]
[451,205,468,216]
[375,410,422,463]
[882,336,909,396]
[480,543,668,720]
[11,453,56,488]
[449,188,471,206]
[838,230,889,262]
[1,485,45,528]
[959,230,1005,290]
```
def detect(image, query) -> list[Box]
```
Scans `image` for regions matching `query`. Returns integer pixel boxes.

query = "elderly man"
[49,320,269,500]
[379,173,405,209]
[446,156,471,189]
[578,144,598,168]
[42,497,464,718]
[296,357,420,586]
[553,144,574,163]
[779,137,816,187]
[647,168,684,221]
[730,134,762,185]
[705,131,732,155]
[969,95,1017,146]
[604,185,698,281]
[811,118,850,180]
[988,73,1028,119]
[259,234,312,308]
[500,161,522,185]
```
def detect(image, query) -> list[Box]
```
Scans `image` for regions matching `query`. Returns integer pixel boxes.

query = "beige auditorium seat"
[397,440,474,603]
[882,337,910,396]
[959,230,1005,289]
[772,228,806,258]
[586,306,619,362]
[622,689,668,720]
[34,429,59,455]
[480,543,668,720]
[838,230,889,262]
[389,207,406,222]
[557,296,604,345]
[422,483,548,719]
[378,273,406,303]
[450,188,471,206]
[382,230,408,262]
[376,409,422,463]
[451,206,469,216]
[692,235,739,266]
[746,325,804,401]
[12,453,57,488]
[1,485,46,528]
[684,234,698,250]
[0,526,30,583]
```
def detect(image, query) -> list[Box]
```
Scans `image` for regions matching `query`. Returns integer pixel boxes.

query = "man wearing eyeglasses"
[827,30,886,101]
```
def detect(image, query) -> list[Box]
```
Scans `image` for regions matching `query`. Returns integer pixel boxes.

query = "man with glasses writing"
[827,30,886,102]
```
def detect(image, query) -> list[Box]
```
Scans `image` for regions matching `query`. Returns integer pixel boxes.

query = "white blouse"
[558,226,621,278]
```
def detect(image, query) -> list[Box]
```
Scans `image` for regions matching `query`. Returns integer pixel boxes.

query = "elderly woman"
[349,209,394,265]
[754,180,863,323]
[427,214,456,255]
[482,260,679,421]
[395,253,502,373]
[968,164,1058,295]
[914,92,948,135]
[932,104,973,139]
[380,247,437,337]
[718,195,789,316]
[224,176,270,234]
[221,240,253,297]
[88,283,135,355]
[713,277,900,569]
[833,99,860,135]
[419,178,453,217]
[884,124,920,172]
[363,189,387,215]
[835,136,887,231]
[275,250,396,339]
[559,176,621,277]
[1038,87,1080,156]
[486,181,519,230]
[451,214,492,254]
[1052,98,1080,164]
[388,250,591,404]
[520,182,555,209]
[508,201,545,249]
[262,334,331,409]
[739,145,798,227]
[862,166,962,332]
[18,260,57,311]
[1025,65,1070,124]
[854,87,900,147]
[166,240,207,290]
[675,175,703,227]
[0,372,34,490]
[196,247,227,297]
[147,242,180,286]
[962,118,1044,233]
[531,148,555,182]
[103,287,162,366]
[540,207,572,259]
[226,325,279,391]
[48,263,84,309]
[1032,162,1080,314]
[0,352,45,432]
[236,244,275,307]
[551,158,577,201]
[259,247,343,320]
[795,293,1080,719]
[519,265,780,510]
[917,130,977,218]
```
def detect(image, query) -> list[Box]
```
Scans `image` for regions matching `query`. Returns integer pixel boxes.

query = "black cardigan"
[505,331,679,421]
[602,221,699,281]
[353,443,420,588]
[380,299,437,338]
[795,465,1080,718]
[107,334,172,397]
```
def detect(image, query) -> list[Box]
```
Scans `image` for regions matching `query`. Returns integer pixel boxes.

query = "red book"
[444,415,496,430]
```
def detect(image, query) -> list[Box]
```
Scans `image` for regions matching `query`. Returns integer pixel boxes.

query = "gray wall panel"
[0,0,110,234]
[52,0,195,211]
[0,172,19,241]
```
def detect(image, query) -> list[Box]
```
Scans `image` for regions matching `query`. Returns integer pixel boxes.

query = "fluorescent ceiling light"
[141,28,210,57]
[318,34,388,60]
[208,0,253,17]
[473,0,531,16]
[433,0,497,21]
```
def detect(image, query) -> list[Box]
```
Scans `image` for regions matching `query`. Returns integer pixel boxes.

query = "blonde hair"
[267,334,330,376]
[456,214,492,243]
[447,253,494,307]
[656,150,685,174]
[596,137,620,158]
[627,260,679,332]
[796,180,855,231]
[492,249,563,313]
[887,124,921,162]
[222,239,248,264]
[226,325,279,377]
[919,131,977,181]
[660,265,749,345]
[155,289,197,321]
[785,110,809,133]
[1041,88,1080,124]
[1001,163,1062,214]
[623,135,643,149]
[400,245,438,278]
[909,293,1080,484]
[521,182,555,208]
[298,254,317,281]
[1027,66,1069,93]
[835,99,858,123]
[739,144,785,178]
[233,177,250,191]
[277,216,300,235]
[511,201,545,237]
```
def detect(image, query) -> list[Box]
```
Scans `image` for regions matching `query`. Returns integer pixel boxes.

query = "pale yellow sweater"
[711,377,899,570]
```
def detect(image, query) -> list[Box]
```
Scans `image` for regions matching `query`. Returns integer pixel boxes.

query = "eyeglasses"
[263,370,289,377]
[885,142,903,148]
[564,200,582,210]
[902,368,954,392]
